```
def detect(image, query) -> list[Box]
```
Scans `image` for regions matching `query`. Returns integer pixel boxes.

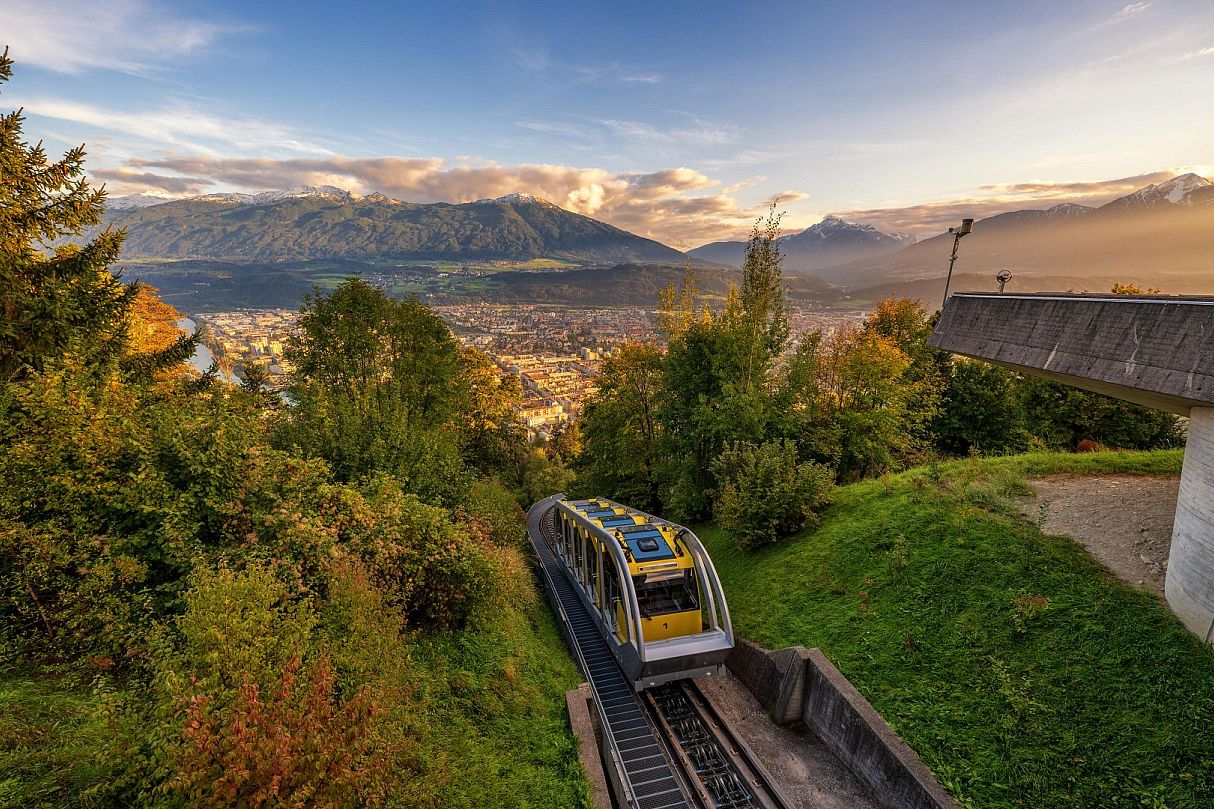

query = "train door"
[602,555,628,644]
[586,538,599,603]
[572,528,584,584]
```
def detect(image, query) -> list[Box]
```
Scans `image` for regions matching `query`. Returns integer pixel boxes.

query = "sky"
[5,0,1214,248]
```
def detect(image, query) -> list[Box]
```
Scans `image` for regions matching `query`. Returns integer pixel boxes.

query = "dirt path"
[1024,475,1180,595]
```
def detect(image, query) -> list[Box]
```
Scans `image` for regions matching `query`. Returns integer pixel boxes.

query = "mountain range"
[687,215,916,271]
[100,187,683,264]
[102,173,1214,306]
[819,173,1214,291]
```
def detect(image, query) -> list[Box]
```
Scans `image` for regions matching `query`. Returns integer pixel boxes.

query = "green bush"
[711,439,835,549]
[0,368,264,663]
[355,476,496,630]
[460,479,527,549]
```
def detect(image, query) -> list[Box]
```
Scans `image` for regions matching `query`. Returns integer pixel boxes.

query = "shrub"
[0,369,261,663]
[354,476,496,629]
[520,448,574,507]
[459,478,527,549]
[711,439,835,549]
[153,565,388,808]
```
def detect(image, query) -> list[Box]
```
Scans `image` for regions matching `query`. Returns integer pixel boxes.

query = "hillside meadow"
[700,450,1214,809]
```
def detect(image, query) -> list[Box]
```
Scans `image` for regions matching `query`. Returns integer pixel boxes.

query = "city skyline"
[6,0,1214,247]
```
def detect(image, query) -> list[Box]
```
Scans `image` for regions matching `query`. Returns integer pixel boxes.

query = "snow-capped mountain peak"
[105,191,179,210]
[250,185,359,204]
[193,192,254,204]
[1105,173,1213,209]
[1159,173,1211,203]
[472,192,552,206]
[781,215,917,246]
[1044,202,1094,218]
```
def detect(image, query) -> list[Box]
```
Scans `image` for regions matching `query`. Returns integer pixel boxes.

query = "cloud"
[89,167,209,194]
[504,43,663,86]
[515,116,740,148]
[1109,2,1151,24]
[18,96,328,156]
[594,118,739,146]
[760,190,811,207]
[515,120,596,139]
[5,0,243,76]
[102,154,776,248]
[976,171,1174,200]
[1176,46,1214,61]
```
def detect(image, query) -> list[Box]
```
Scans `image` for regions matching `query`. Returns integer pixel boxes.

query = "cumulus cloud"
[98,154,772,248]
[6,0,242,75]
[89,167,209,195]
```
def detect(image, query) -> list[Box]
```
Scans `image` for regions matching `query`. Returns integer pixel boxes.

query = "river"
[177,318,238,382]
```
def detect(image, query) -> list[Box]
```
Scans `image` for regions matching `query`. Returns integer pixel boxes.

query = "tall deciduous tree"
[653,211,790,519]
[283,278,469,501]
[577,342,666,512]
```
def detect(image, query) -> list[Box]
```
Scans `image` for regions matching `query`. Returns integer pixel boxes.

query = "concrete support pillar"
[1166,407,1214,642]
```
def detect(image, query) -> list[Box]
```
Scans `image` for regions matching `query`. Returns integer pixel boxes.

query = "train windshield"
[633,570,698,617]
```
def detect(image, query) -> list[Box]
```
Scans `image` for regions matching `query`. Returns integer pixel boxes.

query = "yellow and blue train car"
[546,496,734,689]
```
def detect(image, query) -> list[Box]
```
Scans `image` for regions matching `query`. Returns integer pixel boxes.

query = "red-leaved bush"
[170,653,387,808]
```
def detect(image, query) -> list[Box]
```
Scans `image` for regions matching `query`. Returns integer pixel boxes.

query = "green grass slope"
[700,450,1214,809]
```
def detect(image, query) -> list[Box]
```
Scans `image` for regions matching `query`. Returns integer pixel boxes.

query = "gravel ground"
[695,672,880,809]
[1024,474,1180,595]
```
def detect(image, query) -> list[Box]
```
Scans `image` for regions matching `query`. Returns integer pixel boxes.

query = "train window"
[602,561,617,622]
[633,570,699,617]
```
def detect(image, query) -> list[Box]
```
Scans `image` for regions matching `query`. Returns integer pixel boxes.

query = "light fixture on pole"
[996,270,1012,293]
[942,217,974,307]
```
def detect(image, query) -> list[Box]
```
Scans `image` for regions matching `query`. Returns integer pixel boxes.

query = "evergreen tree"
[0,50,193,382]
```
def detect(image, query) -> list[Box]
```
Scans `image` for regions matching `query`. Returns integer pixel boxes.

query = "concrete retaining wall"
[565,684,613,809]
[727,640,957,809]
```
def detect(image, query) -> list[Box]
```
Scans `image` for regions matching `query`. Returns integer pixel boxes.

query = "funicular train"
[546,496,734,689]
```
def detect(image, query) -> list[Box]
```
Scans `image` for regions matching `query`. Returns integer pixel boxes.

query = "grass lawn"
[0,670,115,808]
[700,449,1214,809]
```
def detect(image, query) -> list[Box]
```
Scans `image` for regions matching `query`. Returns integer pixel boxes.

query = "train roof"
[558,497,691,574]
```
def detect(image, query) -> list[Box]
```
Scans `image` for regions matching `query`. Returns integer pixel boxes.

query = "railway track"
[645,679,790,809]
[527,497,789,809]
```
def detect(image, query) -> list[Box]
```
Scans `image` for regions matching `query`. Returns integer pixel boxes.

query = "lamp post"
[942,217,974,307]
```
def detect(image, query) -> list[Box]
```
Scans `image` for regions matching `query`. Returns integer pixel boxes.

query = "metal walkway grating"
[530,502,690,809]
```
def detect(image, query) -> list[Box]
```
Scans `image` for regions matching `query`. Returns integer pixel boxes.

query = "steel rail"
[644,680,791,809]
